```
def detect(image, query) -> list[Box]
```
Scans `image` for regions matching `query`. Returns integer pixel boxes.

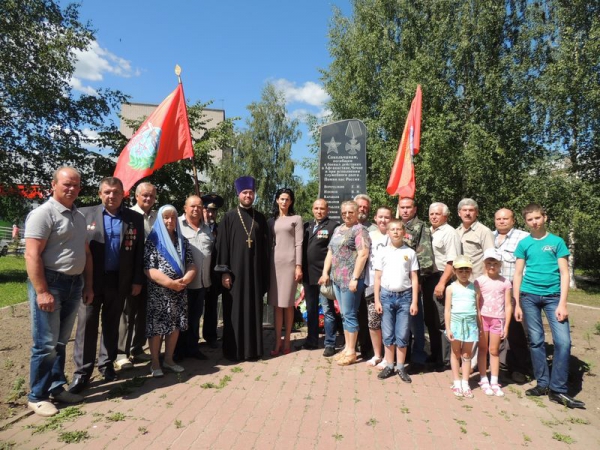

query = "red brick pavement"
[1,329,598,449]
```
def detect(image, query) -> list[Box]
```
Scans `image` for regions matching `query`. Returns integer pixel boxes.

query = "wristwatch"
[351,276,359,281]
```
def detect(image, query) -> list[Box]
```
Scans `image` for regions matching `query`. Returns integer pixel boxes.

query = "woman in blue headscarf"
[145,205,196,377]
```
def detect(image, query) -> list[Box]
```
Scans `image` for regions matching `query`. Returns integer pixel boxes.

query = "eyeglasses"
[341,211,356,216]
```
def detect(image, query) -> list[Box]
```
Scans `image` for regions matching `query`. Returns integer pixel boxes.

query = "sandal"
[376,359,388,371]
[491,384,505,397]
[451,386,463,397]
[337,353,357,366]
[462,387,474,398]
[365,356,383,367]
[334,349,347,361]
[479,381,494,396]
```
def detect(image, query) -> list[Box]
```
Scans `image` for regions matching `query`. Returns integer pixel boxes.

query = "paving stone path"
[1,329,598,449]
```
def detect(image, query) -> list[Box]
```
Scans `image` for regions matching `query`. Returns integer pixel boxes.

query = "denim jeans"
[333,280,364,333]
[28,270,83,402]
[380,288,412,348]
[320,292,337,347]
[520,293,571,393]
[409,294,428,364]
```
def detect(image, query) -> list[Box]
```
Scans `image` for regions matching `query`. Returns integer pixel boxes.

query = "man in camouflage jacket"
[398,198,435,373]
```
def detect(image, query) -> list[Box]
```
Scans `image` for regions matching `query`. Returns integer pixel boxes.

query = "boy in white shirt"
[374,219,420,382]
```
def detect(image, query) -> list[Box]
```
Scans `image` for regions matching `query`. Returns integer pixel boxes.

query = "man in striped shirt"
[493,208,531,383]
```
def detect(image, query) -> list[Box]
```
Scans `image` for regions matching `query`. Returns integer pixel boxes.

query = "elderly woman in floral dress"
[145,205,196,377]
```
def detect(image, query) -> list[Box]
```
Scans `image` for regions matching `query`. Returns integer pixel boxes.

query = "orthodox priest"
[215,176,269,360]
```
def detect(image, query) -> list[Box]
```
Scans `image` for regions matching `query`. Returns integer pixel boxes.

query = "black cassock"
[215,206,269,360]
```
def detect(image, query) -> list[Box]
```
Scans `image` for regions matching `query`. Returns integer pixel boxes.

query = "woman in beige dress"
[268,188,303,356]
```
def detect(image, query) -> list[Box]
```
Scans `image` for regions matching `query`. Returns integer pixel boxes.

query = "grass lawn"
[0,256,27,308]
[569,278,600,308]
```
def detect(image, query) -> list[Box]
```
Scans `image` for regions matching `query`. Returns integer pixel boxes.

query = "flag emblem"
[128,122,162,170]
[113,84,193,194]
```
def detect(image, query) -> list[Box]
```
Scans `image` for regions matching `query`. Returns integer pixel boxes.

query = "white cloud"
[79,127,100,142]
[69,77,97,96]
[70,41,139,94]
[78,127,102,151]
[288,108,311,121]
[270,78,330,123]
[288,107,331,121]
[272,78,330,107]
[315,107,332,120]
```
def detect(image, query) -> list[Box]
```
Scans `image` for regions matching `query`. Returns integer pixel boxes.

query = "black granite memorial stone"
[318,119,367,221]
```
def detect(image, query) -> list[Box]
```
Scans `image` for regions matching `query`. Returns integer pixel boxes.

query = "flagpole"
[175,64,201,197]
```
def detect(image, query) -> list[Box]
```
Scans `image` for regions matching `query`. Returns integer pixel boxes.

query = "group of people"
[24,167,584,418]
[24,168,223,416]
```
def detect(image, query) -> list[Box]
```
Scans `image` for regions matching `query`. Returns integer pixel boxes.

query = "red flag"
[114,84,194,194]
[386,85,422,198]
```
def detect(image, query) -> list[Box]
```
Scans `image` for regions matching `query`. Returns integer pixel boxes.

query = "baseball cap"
[453,255,473,269]
[483,248,502,261]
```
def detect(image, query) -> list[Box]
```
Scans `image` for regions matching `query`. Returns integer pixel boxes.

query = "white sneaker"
[28,401,58,417]
[115,359,133,370]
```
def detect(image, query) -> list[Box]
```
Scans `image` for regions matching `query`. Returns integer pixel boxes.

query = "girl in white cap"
[445,255,481,398]
[475,249,512,396]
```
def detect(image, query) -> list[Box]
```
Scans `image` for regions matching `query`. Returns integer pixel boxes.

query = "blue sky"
[71,0,352,180]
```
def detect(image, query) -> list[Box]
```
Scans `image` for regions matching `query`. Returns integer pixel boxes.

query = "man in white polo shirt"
[176,195,215,360]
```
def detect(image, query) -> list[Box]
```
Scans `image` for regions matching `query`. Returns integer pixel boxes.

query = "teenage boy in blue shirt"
[513,203,584,409]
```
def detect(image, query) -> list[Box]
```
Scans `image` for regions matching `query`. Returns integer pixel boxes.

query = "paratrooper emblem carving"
[345,120,363,155]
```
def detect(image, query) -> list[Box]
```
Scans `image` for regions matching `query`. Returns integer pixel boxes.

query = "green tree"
[525,1,600,284]
[0,0,127,210]
[292,114,328,220]
[322,0,541,223]
[208,83,301,214]
[322,0,600,278]
[531,0,600,180]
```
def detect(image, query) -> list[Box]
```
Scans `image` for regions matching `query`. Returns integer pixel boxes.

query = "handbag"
[320,281,336,300]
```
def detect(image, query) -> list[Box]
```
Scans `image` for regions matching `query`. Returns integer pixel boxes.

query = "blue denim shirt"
[103,208,122,271]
